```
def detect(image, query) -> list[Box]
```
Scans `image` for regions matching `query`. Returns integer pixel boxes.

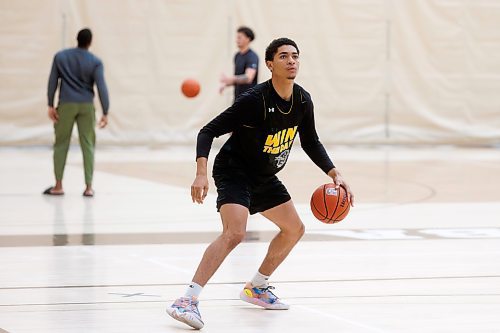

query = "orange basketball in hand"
[310,184,350,224]
[181,79,200,98]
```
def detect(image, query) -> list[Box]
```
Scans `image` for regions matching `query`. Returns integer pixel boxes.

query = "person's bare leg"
[239,200,303,310]
[257,200,305,276]
[191,203,248,286]
[53,180,64,193]
[83,184,94,196]
[45,180,64,194]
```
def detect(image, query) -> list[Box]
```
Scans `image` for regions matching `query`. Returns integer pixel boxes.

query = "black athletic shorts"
[213,167,291,215]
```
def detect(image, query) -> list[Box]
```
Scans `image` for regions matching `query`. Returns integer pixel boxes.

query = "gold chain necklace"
[275,91,293,114]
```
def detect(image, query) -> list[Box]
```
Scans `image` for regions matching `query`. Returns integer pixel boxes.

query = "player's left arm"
[93,60,110,128]
[221,54,258,87]
[326,168,354,207]
[237,53,258,84]
[298,99,355,206]
[221,67,257,87]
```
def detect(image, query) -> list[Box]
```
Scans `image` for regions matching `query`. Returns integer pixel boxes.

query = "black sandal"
[83,190,94,197]
[43,186,64,196]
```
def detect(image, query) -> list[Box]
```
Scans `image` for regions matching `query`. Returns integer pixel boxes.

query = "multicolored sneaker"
[240,283,290,310]
[166,296,204,329]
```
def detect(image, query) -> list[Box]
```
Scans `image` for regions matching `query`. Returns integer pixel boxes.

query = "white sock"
[184,282,203,299]
[250,271,270,288]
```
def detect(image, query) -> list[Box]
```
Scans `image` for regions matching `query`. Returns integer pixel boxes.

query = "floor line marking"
[1,275,499,290]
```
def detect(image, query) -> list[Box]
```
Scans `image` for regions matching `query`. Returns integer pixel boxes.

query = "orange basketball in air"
[181,79,200,98]
[310,184,350,224]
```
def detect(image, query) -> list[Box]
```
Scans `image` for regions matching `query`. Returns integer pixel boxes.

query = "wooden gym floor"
[0,145,499,332]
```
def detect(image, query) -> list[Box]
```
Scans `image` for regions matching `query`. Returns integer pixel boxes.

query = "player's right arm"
[196,91,259,158]
[191,157,209,204]
[47,55,60,123]
[192,102,241,205]
[192,92,259,204]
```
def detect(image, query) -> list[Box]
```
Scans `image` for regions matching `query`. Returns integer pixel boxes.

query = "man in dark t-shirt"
[220,26,259,100]
[167,38,354,330]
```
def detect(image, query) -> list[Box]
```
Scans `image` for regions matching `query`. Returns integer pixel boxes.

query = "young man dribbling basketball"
[167,38,355,330]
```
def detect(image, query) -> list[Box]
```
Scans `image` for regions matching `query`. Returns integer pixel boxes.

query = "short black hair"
[265,38,299,61]
[237,26,255,41]
[77,28,92,48]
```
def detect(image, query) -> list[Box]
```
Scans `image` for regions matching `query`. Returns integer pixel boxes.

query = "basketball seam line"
[311,198,327,221]
[322,184,329,221]
[334,185,349,221]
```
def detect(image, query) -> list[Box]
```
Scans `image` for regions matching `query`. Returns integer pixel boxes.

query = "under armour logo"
[268,107,274,113]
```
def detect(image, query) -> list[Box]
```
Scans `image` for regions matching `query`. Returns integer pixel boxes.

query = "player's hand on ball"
[328,168,355,207]
[191,175,209,204]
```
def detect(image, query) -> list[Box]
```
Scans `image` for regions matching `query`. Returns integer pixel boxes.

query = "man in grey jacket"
[44,28,109,197]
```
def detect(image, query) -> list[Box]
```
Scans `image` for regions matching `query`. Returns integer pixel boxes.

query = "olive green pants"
[53,103,95,185]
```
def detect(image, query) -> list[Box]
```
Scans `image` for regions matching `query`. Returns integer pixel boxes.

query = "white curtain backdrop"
[1,0,500,145]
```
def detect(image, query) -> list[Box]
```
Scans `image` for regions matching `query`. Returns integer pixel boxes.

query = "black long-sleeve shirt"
[197,80,334,178]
